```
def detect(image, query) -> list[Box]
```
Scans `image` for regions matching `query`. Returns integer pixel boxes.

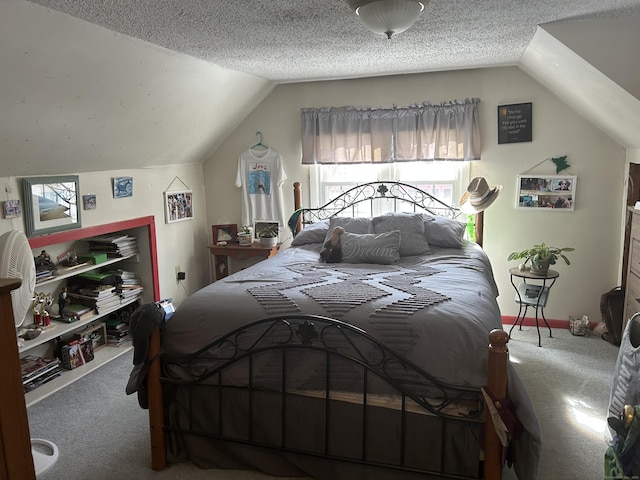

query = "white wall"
[203,66,626,323]
[0,164,210,306]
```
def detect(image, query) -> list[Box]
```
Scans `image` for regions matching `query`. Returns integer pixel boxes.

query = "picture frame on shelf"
[254,220,279,239]
[516,175,576,210]
[212,224,238,244]
[22,175,82,237]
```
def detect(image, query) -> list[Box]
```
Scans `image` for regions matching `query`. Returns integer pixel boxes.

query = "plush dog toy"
[320,226,344,263]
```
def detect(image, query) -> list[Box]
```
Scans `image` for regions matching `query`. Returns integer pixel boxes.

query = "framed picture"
[164,190,194,223]
[113,176,133,198]
[22,176,81,237]
[2,199,21,218]
[82,194,97,210]
[516,175,576,210]
[212,224,237,244]
[254,220,279,239]
[498,102,532,144]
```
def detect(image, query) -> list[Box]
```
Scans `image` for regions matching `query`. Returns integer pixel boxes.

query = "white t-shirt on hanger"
[235,147,287,230]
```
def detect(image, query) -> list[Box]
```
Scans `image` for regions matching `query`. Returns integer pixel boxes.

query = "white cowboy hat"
[459,177,503,214]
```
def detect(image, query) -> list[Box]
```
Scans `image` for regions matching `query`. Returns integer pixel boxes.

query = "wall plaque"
[498,102,532,144]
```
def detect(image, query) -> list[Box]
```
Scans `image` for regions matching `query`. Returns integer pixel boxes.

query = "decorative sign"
[498,103,532,144]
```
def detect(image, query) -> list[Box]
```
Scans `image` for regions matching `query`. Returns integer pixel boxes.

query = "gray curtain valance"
[301,98,481,164]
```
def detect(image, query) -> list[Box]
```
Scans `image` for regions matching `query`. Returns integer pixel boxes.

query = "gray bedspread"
[161,241,541,479]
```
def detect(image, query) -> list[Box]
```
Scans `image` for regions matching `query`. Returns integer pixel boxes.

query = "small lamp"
[348,0,428,39]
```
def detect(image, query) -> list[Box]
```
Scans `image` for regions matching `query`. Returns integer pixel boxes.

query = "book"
[21,355,61,382]
[24,369,62,392]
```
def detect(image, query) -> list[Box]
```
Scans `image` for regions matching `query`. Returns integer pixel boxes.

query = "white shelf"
[18,295,141,354]
[24,342,132,408]
[35,254,138,287]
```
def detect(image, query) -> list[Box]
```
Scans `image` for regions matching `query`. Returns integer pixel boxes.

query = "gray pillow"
[341,231,401,265]
[372,213,431,256]
[291,220,329,246]
[422,214,466,248]
[323,217,372,245]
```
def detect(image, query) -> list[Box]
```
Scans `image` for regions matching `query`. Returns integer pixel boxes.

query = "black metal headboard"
[289,181,461,234]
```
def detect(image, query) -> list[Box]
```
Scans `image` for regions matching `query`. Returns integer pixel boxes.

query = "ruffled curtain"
[301,98,481,164]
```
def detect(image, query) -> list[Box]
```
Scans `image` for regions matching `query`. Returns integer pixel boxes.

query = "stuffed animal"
[319,226,344,263]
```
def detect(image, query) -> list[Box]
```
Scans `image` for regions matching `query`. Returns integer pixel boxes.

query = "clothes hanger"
[251,131,268,151]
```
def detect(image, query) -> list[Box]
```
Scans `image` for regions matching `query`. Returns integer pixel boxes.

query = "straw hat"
[459,177,503,214]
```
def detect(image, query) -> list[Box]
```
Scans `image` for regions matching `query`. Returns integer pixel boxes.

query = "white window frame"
[309,162,470,213]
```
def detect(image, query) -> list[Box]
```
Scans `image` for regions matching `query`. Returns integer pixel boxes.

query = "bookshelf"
[21,216,159,407]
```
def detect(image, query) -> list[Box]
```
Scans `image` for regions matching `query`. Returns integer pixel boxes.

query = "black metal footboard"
[159,314,486,479]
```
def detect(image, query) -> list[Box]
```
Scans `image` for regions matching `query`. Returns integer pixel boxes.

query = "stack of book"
[86,234,138,258]
[62,302,94,321]
[104,317,131,347]
[66,284,123,314]
[21,355,62,392]
[113,269,144,300]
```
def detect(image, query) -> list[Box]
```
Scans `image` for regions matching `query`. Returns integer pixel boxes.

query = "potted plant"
[238,225,253,246]
[507,242,574,275]
[258,229,278,248]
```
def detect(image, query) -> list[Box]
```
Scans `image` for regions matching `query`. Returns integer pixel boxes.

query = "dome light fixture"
[348,0,428,39]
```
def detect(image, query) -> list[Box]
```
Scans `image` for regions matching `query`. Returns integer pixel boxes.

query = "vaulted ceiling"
[2,0,640,177]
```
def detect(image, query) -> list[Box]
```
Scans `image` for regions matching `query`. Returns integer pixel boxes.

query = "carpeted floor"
[27,325,620,479]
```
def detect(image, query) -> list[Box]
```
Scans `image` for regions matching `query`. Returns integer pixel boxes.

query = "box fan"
[0,230,59,476]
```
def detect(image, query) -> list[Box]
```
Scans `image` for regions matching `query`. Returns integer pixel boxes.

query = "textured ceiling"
[27,0,640,83]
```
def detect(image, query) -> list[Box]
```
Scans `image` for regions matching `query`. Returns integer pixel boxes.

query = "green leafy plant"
[507,242,574,273]
[240,225,252,234]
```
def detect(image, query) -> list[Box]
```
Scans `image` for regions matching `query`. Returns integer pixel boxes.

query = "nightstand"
[508,267,559,347]
[208,242,281,281]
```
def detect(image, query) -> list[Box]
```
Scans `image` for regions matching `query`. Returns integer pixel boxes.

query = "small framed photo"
[254,221,279,239]
[78,323,107,351]
[212,224,238,244]
[516,175,576,210]
[113,176,133,198]
[164,190,193,223]
[82,194,96,210]
[2,199,21,218]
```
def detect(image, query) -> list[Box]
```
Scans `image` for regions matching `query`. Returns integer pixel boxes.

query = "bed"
[137,182,541,480]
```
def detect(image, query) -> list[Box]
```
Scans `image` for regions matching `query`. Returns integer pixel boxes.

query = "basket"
[569,315,590,336]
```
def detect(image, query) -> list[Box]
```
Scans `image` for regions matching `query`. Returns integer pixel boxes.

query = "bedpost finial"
[489,329,509,350]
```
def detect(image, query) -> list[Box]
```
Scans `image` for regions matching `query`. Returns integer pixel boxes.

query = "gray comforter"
[161,241,541,479]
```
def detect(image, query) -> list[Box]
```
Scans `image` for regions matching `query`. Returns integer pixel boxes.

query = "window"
[310,161,469,213]
[302,99,479,209]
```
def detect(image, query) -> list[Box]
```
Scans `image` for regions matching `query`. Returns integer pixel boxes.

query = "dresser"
[624,208,640,332]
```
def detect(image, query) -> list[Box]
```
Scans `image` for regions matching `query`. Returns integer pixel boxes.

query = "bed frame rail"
[155,315,507,479]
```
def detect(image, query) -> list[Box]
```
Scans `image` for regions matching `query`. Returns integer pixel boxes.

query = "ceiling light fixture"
[347,0,429,39]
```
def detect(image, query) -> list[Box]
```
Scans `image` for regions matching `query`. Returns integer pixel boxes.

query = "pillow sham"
[323,217,372,245]
[340,231,401,265]
[422,214,466,249]
[372,212,430,256]
[290,220,329,246]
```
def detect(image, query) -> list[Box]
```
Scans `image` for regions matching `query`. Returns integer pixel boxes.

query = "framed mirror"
[22,176,82,237]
